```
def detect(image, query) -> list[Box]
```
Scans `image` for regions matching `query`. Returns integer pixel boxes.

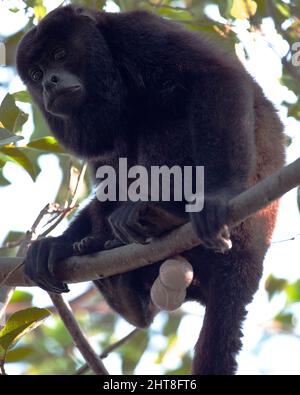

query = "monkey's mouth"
[46,86,83,113]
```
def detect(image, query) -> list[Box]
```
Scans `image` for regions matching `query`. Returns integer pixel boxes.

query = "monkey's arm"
[189,72,256,251]
[24,200,116,293]
[106,201,188,246]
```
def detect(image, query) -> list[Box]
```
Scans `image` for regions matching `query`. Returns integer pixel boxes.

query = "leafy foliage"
[0,308,51,372]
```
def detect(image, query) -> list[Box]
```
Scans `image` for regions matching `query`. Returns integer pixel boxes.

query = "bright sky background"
[0,0,300,375]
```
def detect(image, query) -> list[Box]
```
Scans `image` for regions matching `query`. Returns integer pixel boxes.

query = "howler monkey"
[16,5,285,375]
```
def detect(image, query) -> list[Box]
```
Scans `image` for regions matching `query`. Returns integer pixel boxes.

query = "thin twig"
[75,328,140,375]
[40,204,78,238]
[31,203,52,234]
[0,261,24,288]
[0,361,6,375]
[71,163,88,207]
[0,229,34,325]
[40,163,87,237]
[0,203,64,288]
[0,238,24,251]
[64,158,74,207]
[49,293,109,375]
[272,233,300,244]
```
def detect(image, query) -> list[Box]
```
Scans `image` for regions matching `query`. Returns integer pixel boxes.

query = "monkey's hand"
[73,235,106,255]
[24,237,74,293]
[107,202,154,245]
[190,194,232,253]
[107,201,187,245]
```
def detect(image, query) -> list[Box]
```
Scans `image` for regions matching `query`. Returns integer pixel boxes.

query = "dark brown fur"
[16,5,285,374]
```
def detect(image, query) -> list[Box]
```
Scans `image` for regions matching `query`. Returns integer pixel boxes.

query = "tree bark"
[0,157,300,288]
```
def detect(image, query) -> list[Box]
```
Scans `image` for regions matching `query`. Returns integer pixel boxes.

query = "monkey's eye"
[30,68,43,82]
[53,48,66,61]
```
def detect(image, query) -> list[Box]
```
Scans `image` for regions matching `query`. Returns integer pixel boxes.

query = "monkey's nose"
[44,74,60,92]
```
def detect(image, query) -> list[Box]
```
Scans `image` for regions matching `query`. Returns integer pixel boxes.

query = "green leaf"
[265,274,287,301]
[255,0,268,19]
[0,168,10,187]
[163,314,182,337]
[0,94,28,134]
[42,318,72,348]
[275,2,291,18]
[4,31,25,68]
[0,128,23,146]
[14,111,29,133]
[0,146,39,181]
[13,91,31,103]
[27,136,65,154]
[286,100,300,122]
[2,231,25,245]
[0,308,51,359]
[274,312,294,327]
[10,290,33,304]
[281,72,300,95]
[31,104,51,140]
[121,330,149,374]
[286,279,300,304]
[156,7,192,21]
[34,4,47,20]
[6,346,34,363]
[166,353,192,375]
[155,333,177,364]
[0,94,20,133]
[231,0,257,19]
[0,231,25,256]
[9,7,20,13]
[218,0,234,19]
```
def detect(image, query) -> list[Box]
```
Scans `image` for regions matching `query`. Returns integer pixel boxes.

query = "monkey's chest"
[136,118,193,168]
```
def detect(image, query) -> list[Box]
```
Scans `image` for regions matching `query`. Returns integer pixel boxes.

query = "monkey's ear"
[74,6,97,22]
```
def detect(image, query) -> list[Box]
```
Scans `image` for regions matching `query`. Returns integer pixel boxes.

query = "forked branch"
[0,157,300,287]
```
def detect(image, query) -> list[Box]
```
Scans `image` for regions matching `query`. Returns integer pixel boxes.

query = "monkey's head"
[16,6,125,157]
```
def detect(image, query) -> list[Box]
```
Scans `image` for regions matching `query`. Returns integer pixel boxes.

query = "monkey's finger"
[33,241,62,291]
[36,249,69,292]
[126,215,153,243]
[35,278,69,293]
[214,235,232,253]
[123,222,150,244]
[108,213,130,244]
[190,212,208,242]
[104,239,124,250]
[126,204,153,240]
[220,225,231,241]
[115,207,147,244]
[205,204,219,239]
[73,236,105,255]
[25,241,68,293]
[112,210,145,244]
[111,221,131,244]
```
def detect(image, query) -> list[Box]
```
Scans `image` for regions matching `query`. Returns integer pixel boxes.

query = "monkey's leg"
[192,252,262,375]
[94,264,159,328]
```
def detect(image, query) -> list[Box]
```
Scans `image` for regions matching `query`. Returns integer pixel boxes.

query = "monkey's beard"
[44,86,84,117]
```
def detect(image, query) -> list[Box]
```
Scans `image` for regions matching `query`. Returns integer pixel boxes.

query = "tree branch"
[0,157,300,287]
[75,328,140,375]
[49,293,109,375]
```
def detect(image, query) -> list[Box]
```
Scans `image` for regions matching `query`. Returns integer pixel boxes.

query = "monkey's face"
[16,6,112,119]
[29,52,84,118]
[16,6,125,157]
